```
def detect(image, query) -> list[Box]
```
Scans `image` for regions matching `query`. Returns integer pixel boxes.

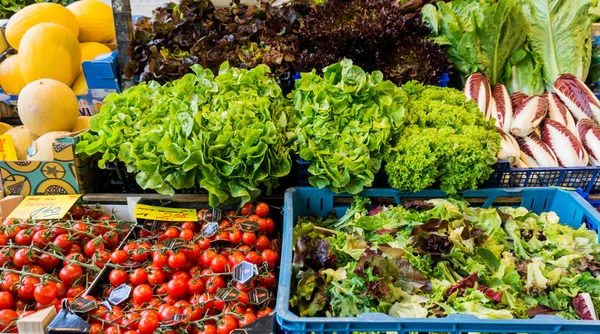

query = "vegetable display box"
[483,161,600,194]
[277,187,600,333]
[0,132,100,196]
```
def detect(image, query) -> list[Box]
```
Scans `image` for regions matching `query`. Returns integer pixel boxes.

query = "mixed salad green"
[291,197,600,320]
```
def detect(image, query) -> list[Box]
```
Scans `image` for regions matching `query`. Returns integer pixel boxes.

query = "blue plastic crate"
[277,187,600,334]
[484,161,600,194]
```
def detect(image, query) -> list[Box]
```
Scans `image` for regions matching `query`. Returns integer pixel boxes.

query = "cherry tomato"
[264,218,275,234]
[240,203,254,216]
[137,315,159,334]
[205,276,225,295]
[158,305,178,321]
[109,269,128,286]
[242,232,257,246]
[148,269,166,285]
[229,230,242,244]
[183,305,202,322]
[102,231,119,250]
[13,248,36,268]
[172,271,190,282]
[59,264,84,287]
[217,315,238,334]
[163,227,180,240]
[255,203,269,217]
[201,250,218,268]
[244,251,261,265]
[179,228,194,242]
[168,252,186,270]
[34,282,58,304]
[167,278,186,298]
[153,252,168,268]
[32,230,50,248]
[131,243,150,262]
[18,276,40,300]
[210,255,229,273]
[261,249,279,269]
[14,230,32,246]
[133,284,153,304]
[63,252,86,267]
[53,234,73,253]
[66,286,86,298]
[0,291,13,310]
[84,238,105,258]
[256,307,272,318]
[1,273,19,292]
[183,243,201,260]
[111,250,128,264]
[130,268,148,286]
[186,277,205,295]
[238,312,258,327]
[0,309,18,332]
[199,324,217,334]
[255,235,270,251]
[198,237,211,250]
[122,312,141,330]
[68,205,85,219]
[235,281,256,293]
[27,265,45,275]
[259,272,277,288]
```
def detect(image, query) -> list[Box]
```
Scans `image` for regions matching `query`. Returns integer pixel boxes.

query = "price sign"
[9,194,81,220]
[134,204,198,222]
[0,135,17,161]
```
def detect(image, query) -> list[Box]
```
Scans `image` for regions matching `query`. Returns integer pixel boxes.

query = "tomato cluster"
[84,202,280,334]
[0,205,130,332]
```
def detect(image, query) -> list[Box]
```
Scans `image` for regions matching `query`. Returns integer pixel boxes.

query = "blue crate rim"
[276,187,600,332]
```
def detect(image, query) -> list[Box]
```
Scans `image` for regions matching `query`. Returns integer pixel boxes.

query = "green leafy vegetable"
[76,63,292,206]
[384,82,500,194]
[292,196,600,320]
[289,59,407,194]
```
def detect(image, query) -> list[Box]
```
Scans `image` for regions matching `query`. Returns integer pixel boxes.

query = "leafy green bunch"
[289,59,407,194]
[292,196,600,320]
[76,63,293,206]
[384,81,500,194]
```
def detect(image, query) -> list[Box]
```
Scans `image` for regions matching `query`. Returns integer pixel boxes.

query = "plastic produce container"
[277,187,600,333]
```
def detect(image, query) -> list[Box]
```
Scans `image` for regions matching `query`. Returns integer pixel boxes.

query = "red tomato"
[168,252,186,270]
[255,203,269,217]
[244,251,261,265]
[197,237,211,250]
[210,255,229,273]
[110,250,128,264]
[122,312,141,330]
[66,286,86,298]
[0,235,6,246]
[130,268,148,286]
[242,232,257,246]
[59,264,84,287]
[261,249,279,269]
[133,284,153,304]
[0,309,18,331]
[229,230,242,244]
[14,230,32,246]
[235,281,256,293]
[32,230,50,248]
[27,265,45,275]
[158,305,179,321]
[34,282,58,304]
[167,279,186,298]
[239,312,258,327]
[217,316,238,334]
[256,307,272,318]
[163,227,180,240]
[138,315,159,334]
[109,269,128,286]
[56,282,67,300]
[186,278,204,295]
[53,234,73,253]
[131,243,150,262]
[179,228,194,242]
[183,243,201,260]
[205,276,225,295]
[199,324,217,334]
[1,273,19,292]
[152,252,167,268]
[201,250,218,268]
[84,238,105,258]
[172,271,190,282]
[0,291,13,310]
[13,249,36,268]
[18,276,40,300]
[255,235,270,251]
[240,203,254,216]
[183,305,202,321]
[264,218,275,234]
[197,293,214,312]
[147,269,166,285]
[102,231,119,250]
[156,283,168,295]
[63,252,85,267]
[182,221,198,231]
[259,272,277,288]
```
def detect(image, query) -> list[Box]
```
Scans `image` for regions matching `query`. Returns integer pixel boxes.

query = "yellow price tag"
[134,204,198,222]
[9,194,82,220]
[0,135,18,161]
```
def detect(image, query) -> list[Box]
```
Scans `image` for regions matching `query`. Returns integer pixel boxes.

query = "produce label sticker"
[0,135,18,161]
[9,194,82,220]
[134,203,198,222]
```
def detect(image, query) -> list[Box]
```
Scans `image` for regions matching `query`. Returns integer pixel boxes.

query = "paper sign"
[0,135,18,161]
[9,194,81,220]
[134,204,198,222]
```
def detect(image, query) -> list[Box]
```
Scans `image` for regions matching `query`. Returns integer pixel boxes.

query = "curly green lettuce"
[76,63,292,206]
[289,59,407,194]
[385,82,500,194]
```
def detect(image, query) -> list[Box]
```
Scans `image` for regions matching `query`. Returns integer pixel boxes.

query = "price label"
[9,194,81,220]
[134,204,198,222]
[0,135,17,161]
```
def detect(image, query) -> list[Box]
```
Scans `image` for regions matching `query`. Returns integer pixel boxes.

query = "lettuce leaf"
[523,0,593,87]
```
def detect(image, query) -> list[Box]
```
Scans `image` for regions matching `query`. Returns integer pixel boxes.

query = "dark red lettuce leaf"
[446,272,478,297]
[574,293,598,320]
[526,305,562,317]
[477,285,503,303]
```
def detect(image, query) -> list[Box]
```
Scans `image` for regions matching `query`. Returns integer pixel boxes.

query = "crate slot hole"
[306,198,310,210]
